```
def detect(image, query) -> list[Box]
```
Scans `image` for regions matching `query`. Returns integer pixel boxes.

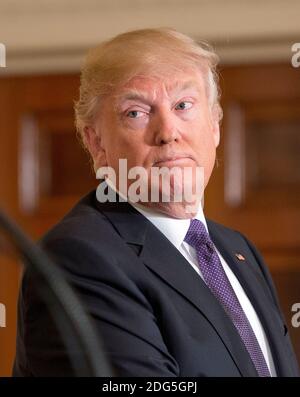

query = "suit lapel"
[207,220,294,376]
[96,192,258,377]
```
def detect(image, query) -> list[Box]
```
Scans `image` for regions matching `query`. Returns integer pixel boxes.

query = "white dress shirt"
[104,178,276,376]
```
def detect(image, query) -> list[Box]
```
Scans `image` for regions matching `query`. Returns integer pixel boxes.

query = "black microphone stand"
[0,209,114,377]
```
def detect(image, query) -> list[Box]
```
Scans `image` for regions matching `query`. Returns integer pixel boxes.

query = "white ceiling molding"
[0,0,299,75]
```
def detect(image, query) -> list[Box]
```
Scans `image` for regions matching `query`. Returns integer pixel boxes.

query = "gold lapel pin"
[235,253,245,261]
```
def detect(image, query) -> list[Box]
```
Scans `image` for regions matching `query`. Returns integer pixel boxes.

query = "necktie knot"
[184,219,211,249]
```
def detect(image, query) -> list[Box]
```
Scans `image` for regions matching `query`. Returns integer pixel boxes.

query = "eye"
[126,110,144,119]
[175,101,193,111]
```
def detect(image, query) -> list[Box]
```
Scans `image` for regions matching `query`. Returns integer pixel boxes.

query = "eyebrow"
[115,80,201,106]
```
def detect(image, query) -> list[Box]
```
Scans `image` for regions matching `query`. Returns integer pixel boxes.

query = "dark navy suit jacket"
[13,189,299,376]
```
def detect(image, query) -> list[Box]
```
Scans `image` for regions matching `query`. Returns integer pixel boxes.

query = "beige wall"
[0,0,299,75]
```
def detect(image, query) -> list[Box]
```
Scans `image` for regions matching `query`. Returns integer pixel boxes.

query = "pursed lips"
[153,154,195,167]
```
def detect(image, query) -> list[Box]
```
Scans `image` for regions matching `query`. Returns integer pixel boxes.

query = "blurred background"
[0,0,299,376]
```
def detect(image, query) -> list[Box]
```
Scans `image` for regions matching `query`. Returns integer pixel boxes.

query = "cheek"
[107,132,150,169]
[189,116,214,146]
[188,118,217,167]
[202,136,217,183]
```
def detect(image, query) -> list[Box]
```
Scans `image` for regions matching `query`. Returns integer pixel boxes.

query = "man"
[13,28,299,377]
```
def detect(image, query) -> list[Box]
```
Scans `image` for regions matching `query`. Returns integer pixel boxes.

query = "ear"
[211,104,221,148]
[212,120,220,148]
[83,126,107,172]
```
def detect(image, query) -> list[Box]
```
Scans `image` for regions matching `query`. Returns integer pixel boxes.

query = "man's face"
[92,68,220,218]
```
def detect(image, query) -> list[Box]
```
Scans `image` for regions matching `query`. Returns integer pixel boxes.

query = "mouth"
[153,155,195,167]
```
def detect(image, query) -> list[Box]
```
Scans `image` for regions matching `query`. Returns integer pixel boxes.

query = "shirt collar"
[130,200,208,250]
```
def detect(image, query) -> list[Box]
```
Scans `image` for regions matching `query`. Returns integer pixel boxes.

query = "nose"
[153,111,179,145]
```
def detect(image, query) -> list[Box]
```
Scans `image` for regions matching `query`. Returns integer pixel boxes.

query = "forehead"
[113,69,206,103]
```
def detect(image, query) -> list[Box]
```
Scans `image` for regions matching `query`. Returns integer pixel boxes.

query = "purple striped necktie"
[184,218,271,377]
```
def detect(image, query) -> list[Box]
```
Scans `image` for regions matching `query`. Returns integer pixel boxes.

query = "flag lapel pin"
[235,253,245,261]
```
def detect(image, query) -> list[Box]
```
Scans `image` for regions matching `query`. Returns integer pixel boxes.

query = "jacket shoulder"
[40,190,114,246]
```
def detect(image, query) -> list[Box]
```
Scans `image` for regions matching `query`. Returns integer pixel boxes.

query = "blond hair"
[74,28,222,148]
